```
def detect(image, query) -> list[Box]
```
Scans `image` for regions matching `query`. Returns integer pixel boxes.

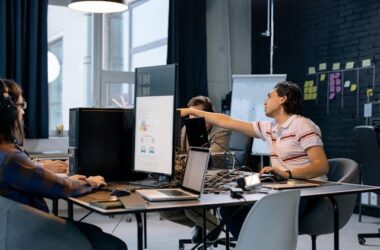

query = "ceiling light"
[68,0,128,14]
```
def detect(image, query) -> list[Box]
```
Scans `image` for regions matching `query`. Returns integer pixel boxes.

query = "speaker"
[68,108,145,181]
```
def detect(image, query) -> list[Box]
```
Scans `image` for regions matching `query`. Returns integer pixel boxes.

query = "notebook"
[262,179,320,189]
[137,147,210,201]
[185,117,210,148]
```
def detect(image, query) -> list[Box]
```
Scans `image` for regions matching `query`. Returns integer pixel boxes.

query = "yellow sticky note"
[367,88,374,97]
[320,74,326,81]
[350,84,357,92]
[313,86,317,93]
[304,81,310,88]
[362,59,371,67]
[311,93,317,100]
[309,80,314,86]
[308,67,316,74]
[345,61,354,69]
[319,63,327,71]
[332,63,340,70]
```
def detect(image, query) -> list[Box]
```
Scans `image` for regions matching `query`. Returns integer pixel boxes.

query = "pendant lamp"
[68,0,128,13]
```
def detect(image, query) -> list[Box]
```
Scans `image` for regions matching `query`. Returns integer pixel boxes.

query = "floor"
[66,206,380,250]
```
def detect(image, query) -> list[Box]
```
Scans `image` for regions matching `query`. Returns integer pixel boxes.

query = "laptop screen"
[182,147,210,193]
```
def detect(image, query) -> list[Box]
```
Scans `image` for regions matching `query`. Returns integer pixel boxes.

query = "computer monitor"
[133,64,178,176]
[185,117,210,148]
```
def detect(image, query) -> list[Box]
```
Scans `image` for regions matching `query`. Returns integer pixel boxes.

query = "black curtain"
[167,0,208,108]
[0,0,49,138]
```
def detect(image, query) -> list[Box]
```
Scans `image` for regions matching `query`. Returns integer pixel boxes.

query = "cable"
[111,214,125,234]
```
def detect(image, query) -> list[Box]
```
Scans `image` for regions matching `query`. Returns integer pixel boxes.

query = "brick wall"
[252,0,380,163]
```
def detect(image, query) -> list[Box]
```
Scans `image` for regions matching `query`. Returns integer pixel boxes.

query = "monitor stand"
[129,174,170,188]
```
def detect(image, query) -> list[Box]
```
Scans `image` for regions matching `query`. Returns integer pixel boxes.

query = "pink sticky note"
[329,93,335,100]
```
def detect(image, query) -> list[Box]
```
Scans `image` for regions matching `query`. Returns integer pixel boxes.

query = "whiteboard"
[230,74,287,155]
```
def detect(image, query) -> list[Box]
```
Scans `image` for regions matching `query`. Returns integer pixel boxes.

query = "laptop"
[185,117,210,148]
[262,179,320,189]
[137,147,210,201]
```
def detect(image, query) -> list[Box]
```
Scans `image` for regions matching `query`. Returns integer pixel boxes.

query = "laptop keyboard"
[158,189,189,196]
[129,179,170,188]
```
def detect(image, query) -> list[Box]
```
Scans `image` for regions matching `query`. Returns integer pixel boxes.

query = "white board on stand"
[230,74,287,155]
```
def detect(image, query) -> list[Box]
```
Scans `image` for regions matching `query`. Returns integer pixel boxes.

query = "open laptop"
[185,117,210,148]
[137,147,210,201]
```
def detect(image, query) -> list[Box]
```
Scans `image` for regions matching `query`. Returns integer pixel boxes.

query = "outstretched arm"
[179,108,256,138]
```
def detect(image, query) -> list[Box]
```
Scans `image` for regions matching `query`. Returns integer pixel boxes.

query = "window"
[47,0,169,136]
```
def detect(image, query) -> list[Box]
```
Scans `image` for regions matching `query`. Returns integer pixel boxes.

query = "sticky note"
[329,93,335,100]
[350,84,357,92]
[364,103,372,118]
[345,61,355,69]
[320,74,326,81]
[319,63,327,71]
[367,88,373,97]
[308,67,316,74]
[311,93,317,100]
[332,63,340,70]
[362,59,371,67]
[344,80,351,88]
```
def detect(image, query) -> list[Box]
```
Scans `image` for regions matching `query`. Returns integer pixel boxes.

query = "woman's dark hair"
[274,81,303,115]
[187,95,215,112]
[0,79,24,144]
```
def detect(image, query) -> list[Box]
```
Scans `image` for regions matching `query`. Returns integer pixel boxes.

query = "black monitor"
[133,64,178,176]
[185,117,210,148]
[68,108,143,181]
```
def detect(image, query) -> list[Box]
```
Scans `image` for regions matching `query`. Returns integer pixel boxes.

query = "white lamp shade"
[68,0,128,13]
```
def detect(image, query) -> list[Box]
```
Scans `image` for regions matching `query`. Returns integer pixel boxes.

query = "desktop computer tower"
[69,108,145,181]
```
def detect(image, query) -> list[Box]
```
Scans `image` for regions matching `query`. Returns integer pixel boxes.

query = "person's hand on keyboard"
[260,166,289,181]
[87,176,106,189]
[39,159,68,174]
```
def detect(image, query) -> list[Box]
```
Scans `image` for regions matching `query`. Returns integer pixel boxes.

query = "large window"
[47,0,169,135]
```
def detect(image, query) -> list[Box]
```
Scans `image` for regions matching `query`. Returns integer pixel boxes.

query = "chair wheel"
[358,237,365,245]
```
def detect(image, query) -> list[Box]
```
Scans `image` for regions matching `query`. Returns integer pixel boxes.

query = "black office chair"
[298,158,359,250]
[353,125,380,245]
[0,196,94,250]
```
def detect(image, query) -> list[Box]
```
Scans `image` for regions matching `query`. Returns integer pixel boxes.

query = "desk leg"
[143,212,147,249]
[67,200,74,220]
[52,199,59,216]
[135,213,143,250]
[202,208,207,248]
[328,196,339,250]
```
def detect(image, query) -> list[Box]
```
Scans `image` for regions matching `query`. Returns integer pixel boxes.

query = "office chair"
[236,190,300,250]
[353,125,380,244]
[298,158,359,250]
[0,196,94,250]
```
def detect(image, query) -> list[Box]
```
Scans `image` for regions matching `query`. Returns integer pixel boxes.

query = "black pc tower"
[68,108,144,181]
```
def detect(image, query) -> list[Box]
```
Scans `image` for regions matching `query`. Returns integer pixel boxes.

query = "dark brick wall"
[252,0,380,163]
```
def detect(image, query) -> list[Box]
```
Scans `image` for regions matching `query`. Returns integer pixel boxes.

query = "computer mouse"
[110,189,132,197]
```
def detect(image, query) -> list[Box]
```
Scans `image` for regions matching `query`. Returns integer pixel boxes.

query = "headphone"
[0,79,18,123]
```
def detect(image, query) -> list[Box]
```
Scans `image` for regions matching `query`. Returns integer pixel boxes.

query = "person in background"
[0,79,127,250]
[179,81,329,239]
[161,96,230,243]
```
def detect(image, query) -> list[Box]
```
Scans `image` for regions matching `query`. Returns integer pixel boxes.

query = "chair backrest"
[236,190,300,250]
[353,125,380,186]
[299,158,359,236]
[0,196,94,250]
[228,131,253,166]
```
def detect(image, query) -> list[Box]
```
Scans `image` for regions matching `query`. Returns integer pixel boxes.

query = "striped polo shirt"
[252,115,327,180]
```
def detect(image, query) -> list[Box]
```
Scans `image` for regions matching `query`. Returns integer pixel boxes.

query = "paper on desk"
[119,193,148,209]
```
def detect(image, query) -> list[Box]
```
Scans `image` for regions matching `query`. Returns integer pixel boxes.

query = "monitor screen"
[134,96,174,175]
[134,64,178,176]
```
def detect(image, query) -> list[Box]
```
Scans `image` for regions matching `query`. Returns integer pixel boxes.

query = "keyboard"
[158,189,188,196]
[129,179,170,188]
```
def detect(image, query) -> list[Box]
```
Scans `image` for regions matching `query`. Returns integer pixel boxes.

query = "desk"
[68,182,380,250]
